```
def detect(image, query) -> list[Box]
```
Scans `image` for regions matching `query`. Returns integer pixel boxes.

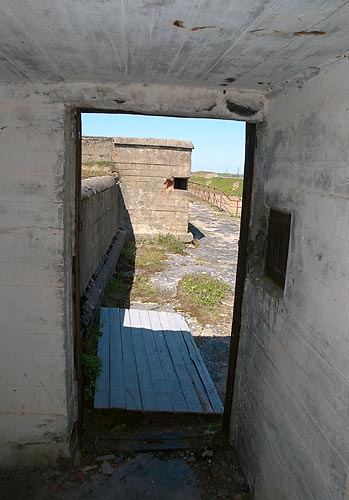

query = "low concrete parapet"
[80,175,120,296]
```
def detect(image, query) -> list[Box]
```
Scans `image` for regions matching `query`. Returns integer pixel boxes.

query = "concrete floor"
[0,446,250,500]
[63,454,200,500]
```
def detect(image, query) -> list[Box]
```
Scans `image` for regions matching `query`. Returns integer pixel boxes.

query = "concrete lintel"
[0,81,268,123]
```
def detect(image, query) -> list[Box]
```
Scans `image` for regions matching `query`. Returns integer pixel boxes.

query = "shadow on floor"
[64,454,200,500]
[188,222,205,240]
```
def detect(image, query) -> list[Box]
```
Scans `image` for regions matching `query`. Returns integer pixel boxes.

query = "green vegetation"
[157,233,188,254]
[190,174,243,197]
[136,234,187,275]
[102,234,187,307]
[176,273,230,325]
[102,275,127,307]
[83,161,115,168]
[82,312,102,403]
[131,274,164,303]
[82,161,117,179]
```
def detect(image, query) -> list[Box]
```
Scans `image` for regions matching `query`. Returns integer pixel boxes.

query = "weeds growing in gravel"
[176,273,230,325]
[103,234,186,306]
[135,234,187,275]
[131,274,164,303]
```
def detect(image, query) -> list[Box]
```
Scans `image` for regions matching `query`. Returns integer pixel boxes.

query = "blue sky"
[82,113,245,174]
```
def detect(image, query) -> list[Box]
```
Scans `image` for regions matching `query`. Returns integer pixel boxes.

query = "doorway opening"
[74,111,255,451]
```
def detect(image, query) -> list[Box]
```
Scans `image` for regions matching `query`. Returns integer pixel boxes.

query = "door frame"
[71,112,256,439]
[222,122,256,437]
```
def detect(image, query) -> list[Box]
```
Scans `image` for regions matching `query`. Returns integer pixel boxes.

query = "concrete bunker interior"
[78,111,248,448]
[1,2,349,498]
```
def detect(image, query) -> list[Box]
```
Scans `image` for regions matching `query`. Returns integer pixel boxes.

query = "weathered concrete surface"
[234,58,349,500]
[114,136,193,239]
[83,136,194,239]
[80,176,120,295]
[80,230,126,330]
[0,97,76,466]
[81,137,116,165]
[0,78,263,466]
[2,81,267,122]
[0,1,349,95]
[1,0,349,472]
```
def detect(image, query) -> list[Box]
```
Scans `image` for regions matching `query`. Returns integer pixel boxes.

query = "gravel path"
[151,199,240,291]
[132,198,241,401]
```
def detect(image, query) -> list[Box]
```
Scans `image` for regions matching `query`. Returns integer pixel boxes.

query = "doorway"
[73,110,255,446]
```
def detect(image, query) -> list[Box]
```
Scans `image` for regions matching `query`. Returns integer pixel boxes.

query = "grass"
[83,161,115,168]
[190,175,243,197]
[82,161,117,179]
[176,273,230,325]
[135,234,187,275]
[131,274,164,303]
[82,312,102,404]
[102,272,164,305]
[102,234,187,307]
[135,239,167,275]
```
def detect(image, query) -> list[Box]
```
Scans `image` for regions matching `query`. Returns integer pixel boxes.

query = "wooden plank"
[109,308,126,409]
[182,331,223,414]
[121,309,142,410]
[138,310,173,412]
[128,308,155,411]
[148,310,188,412]
[156,312,205,413]
[169,312,223,414]
[162,312,214,413]
[95,307,222,414]
[94,307,110,408]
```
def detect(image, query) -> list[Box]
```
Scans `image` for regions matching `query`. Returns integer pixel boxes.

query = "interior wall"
[0,81,265,465]
[234,61,349,499]
[0,94,76,464]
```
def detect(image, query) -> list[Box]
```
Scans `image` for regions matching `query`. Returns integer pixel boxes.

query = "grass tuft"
[135,234,187,275]
[131,274,164,303]
[176,273,230,325]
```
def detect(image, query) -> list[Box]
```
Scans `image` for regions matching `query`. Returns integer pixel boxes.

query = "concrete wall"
[234,61,349,499]
[80,176,120,296]
[0,95,77,465]
[82,136,115,164]
[0,81,262,465]
[114,137,193,239]
[82,136,194,239]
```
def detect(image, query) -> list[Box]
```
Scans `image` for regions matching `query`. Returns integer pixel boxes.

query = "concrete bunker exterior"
[82,136,194,240]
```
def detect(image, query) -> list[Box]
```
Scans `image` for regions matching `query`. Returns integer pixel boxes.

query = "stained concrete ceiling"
[0,0,348,91]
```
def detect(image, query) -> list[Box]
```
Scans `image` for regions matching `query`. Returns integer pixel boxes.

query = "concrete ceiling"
[0,0,348,92]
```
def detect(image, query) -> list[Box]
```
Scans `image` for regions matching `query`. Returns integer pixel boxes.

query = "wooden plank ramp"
[95,307,223,414]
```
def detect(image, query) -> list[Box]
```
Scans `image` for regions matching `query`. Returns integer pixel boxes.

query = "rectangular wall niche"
[265,209,291,289]
[174,177,188,190]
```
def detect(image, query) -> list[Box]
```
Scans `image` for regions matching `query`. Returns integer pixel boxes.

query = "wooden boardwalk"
[94,307,223,414]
